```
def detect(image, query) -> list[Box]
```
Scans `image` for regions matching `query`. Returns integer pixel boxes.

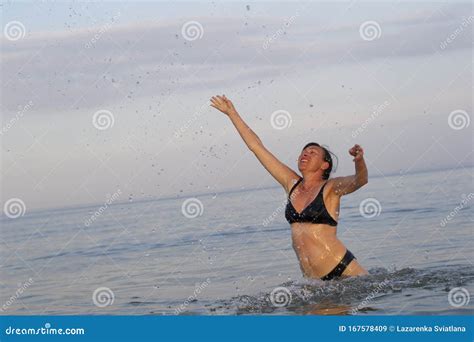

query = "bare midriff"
[290,222,351,278]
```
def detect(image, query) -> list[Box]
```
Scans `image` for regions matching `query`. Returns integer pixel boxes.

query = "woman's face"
[298,145,327,172]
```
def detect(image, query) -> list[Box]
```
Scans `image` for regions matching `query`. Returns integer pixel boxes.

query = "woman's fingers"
[210,95,233,112]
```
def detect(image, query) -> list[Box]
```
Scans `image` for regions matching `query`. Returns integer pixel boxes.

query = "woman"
[210,95,369,280]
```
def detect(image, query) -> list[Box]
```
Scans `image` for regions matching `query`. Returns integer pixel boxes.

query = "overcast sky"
[1,0,472,211]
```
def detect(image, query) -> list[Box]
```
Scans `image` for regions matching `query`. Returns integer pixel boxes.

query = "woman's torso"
[286,177,349,278]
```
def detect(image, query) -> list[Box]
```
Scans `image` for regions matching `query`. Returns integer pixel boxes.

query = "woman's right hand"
[210,95,237,116]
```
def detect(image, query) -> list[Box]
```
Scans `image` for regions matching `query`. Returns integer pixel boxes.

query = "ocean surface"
[1,167,473,315]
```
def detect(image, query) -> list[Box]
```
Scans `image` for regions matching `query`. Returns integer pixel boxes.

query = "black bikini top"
[285,177,338,226]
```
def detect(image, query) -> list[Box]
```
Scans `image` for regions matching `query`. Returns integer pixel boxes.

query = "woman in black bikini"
[210,95,369,280]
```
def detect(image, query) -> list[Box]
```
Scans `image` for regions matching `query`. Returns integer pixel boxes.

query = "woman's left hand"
[349,144,364,162]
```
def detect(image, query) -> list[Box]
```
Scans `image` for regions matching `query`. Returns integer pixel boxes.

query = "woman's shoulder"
[285,176,303,195]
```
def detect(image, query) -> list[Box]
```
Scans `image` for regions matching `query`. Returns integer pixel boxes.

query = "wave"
[202,265,474,315]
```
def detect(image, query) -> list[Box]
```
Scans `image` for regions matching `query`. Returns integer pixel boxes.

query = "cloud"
[1,3,471,114]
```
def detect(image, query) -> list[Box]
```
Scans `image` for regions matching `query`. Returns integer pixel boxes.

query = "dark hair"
[302,142,338,180]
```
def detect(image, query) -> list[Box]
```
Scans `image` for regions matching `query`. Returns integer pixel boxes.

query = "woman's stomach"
[290,223,348,278]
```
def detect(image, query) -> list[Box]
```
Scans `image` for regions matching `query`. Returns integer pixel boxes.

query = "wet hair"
[302,142,338,180]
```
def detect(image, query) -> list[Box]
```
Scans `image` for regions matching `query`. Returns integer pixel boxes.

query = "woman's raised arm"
[210,95,299,193]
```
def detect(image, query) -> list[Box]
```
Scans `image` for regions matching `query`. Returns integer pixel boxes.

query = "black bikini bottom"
[321,249,355,281]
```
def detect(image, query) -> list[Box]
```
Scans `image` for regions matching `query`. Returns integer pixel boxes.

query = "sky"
[1,0,473,211]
